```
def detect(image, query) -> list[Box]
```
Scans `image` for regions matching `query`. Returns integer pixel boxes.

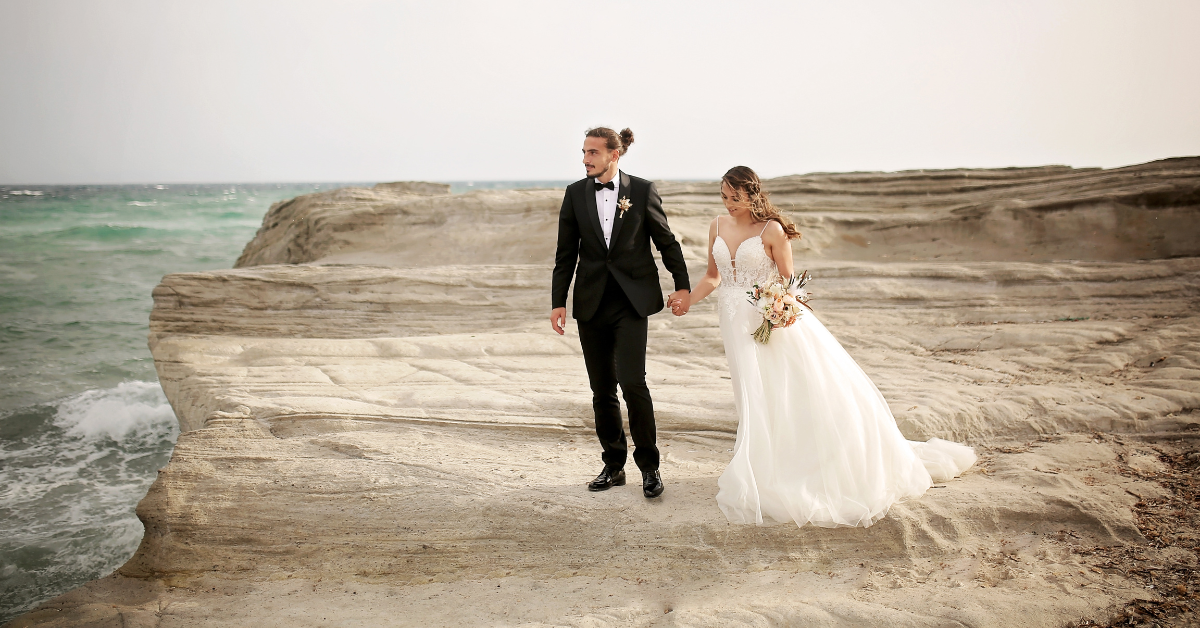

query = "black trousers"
[577,274,659,472]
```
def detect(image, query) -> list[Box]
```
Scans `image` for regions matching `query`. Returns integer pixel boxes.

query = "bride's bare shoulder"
[761,220,787,241]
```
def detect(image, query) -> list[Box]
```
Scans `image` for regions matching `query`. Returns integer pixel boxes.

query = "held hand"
[550,307,567,335]
[667,289,690,316]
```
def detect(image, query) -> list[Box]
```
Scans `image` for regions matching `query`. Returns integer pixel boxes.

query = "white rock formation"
[9,160,1200,627]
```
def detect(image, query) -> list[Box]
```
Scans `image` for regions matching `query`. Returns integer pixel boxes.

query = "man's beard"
[588,159,612,176]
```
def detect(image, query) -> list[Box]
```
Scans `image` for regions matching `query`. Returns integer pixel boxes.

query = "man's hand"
[667,289,690,316]
[550,307,567,335]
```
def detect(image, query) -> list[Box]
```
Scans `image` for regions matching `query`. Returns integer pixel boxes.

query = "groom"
[551,127,691,499]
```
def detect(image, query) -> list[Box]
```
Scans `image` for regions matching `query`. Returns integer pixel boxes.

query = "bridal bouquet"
[747,271,812,344]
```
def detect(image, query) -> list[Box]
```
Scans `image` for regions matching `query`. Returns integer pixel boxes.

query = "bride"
[672,166,976,528]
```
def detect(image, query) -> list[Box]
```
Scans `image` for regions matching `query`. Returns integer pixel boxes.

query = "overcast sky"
[1,1,1198,184]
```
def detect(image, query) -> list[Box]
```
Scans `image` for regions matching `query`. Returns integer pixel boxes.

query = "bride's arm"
[684,218,721,309]
[763,221,795,278]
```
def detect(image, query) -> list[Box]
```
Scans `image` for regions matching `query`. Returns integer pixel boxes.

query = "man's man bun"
[585,127,634,156]
[618,128,634,153]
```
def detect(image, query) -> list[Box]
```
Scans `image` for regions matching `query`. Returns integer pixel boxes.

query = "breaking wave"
[0,382,178,622]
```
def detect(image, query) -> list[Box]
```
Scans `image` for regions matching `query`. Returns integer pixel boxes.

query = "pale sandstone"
[8,160,1200,627]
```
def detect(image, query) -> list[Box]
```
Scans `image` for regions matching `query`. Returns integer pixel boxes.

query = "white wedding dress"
[712,223,976,528]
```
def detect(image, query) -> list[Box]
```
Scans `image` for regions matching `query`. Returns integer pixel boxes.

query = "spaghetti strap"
[759,221,770,236]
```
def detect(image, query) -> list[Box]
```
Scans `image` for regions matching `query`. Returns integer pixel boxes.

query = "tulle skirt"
[714,289,976,528]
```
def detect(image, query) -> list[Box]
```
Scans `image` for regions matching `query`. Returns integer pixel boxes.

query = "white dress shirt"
[594,171,620,248]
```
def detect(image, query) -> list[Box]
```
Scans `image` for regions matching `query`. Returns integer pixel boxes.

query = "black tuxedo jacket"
[552,171,690,321]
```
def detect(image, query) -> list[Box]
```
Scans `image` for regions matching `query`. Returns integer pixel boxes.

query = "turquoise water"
[0,183,365,622]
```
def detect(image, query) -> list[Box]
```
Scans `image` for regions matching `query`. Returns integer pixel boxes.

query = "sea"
[0,180,567,623]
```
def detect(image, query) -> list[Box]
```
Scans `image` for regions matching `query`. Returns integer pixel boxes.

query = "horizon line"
[2,155,1195,188]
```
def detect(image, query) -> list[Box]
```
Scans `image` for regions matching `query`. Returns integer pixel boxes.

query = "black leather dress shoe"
[642,470,664,498]
[587,466,626,491]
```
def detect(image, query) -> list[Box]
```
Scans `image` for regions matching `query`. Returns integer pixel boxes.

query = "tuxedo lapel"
[582,177,606,248]
[607,170,632,254]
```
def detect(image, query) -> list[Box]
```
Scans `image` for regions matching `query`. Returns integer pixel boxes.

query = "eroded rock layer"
[236,158,1200,269]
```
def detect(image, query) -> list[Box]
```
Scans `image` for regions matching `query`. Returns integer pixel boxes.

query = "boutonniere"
[617,196,632,217]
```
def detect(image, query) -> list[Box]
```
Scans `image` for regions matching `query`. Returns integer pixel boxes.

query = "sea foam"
[0,382,179,622]
[54,380,176,442]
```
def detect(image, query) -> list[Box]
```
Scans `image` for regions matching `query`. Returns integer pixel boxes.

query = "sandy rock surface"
[9,159,1200,627]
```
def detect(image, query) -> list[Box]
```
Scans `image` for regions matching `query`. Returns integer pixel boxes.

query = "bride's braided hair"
[722,166,801,240]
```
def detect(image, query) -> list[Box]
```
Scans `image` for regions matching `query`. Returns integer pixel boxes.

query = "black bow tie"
[594,180,615,191]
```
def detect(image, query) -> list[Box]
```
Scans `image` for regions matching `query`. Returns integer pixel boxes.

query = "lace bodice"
[713,234,778,290]
[713,222,779,321]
